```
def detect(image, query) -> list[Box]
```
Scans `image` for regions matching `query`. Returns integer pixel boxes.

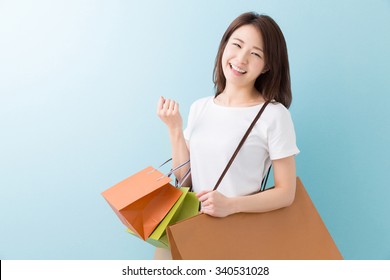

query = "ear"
[262,66,269,74]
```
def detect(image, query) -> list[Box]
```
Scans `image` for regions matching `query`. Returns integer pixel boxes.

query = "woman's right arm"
[156,96,190,181]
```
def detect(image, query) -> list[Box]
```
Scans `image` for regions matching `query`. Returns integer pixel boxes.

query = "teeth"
[230,63,246,74]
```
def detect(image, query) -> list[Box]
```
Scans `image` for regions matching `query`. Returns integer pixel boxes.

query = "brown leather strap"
[213,101,271,191]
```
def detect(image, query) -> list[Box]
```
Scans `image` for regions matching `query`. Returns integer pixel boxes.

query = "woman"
[156,12,299,259]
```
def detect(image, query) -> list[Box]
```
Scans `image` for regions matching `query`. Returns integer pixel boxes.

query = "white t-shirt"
[183,96,300,197]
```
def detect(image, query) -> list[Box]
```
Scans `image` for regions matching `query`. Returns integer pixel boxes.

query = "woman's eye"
[232,43,241,48]
[252,52,261,58]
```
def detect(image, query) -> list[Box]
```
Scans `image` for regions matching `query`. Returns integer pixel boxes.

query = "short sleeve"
[267,105,300,160]
[183,101,196,141]
[183,97,211,142]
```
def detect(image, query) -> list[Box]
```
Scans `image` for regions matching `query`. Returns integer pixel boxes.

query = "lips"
[229,63,247,74]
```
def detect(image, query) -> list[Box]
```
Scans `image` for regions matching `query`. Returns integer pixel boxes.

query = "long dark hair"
[213,12,292,108]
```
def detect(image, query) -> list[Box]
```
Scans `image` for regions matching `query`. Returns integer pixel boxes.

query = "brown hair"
[213,12,292,108]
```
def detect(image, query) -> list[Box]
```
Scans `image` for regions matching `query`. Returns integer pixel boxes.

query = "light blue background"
[0,0,389,260]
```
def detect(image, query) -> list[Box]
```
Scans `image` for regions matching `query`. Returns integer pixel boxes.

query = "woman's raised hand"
[157,96,183,131]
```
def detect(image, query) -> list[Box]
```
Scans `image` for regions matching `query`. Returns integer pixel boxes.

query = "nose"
[236,50,249,65]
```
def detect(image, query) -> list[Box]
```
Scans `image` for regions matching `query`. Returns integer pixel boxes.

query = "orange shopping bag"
[101,163,183,240]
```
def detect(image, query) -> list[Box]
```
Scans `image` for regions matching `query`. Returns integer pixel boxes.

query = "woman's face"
[221,24,267,89]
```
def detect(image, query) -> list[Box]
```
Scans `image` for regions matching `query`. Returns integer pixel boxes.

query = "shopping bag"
[127,187,199,248]
[101,166,182,240]
[167,177,343,260]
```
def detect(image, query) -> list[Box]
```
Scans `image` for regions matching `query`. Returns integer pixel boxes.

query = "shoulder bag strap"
[213,101,271,191]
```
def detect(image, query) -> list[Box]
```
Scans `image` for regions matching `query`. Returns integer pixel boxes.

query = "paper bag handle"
[157,158,190,177]
[156,158,191,188]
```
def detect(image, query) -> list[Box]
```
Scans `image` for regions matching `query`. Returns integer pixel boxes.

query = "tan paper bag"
[167,177,342,259]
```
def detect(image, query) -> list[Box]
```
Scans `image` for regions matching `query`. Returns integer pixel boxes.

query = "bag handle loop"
[156,158,191,188]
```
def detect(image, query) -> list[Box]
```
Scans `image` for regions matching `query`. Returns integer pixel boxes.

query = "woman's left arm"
[197,156,296,217]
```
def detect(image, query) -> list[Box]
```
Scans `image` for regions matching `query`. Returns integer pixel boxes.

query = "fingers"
[199,195,216,216]
[200,207,213,216]
[157,97,183,130]
[165,99,177,112]
[197,191,232,218]
[157,96,165,113]
[197,190,214,211]
[196,190,212,200]
[163,99,172,111]
[157,97,179,115]
[172,101,179,114]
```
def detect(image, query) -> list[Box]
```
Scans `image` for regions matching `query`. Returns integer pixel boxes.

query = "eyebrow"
[232,37,264,52]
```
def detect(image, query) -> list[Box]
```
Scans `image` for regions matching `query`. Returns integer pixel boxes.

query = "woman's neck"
[216,84,264,107]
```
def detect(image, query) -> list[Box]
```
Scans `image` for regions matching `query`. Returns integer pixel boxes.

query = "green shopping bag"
[128,187,199,248]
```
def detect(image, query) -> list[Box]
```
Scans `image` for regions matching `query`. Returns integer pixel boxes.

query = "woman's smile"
[229,63,247,75]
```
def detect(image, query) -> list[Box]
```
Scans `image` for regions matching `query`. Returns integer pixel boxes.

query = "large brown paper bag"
[167,177,343,259]
[102,166,182,240]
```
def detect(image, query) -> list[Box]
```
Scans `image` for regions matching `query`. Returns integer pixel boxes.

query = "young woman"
[156,12,299,259]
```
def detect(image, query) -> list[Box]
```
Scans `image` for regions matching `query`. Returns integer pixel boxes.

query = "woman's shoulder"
[191,96,213,106]
[263,101,294,125]
[189,96,213,110]
[266,101,291,116]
